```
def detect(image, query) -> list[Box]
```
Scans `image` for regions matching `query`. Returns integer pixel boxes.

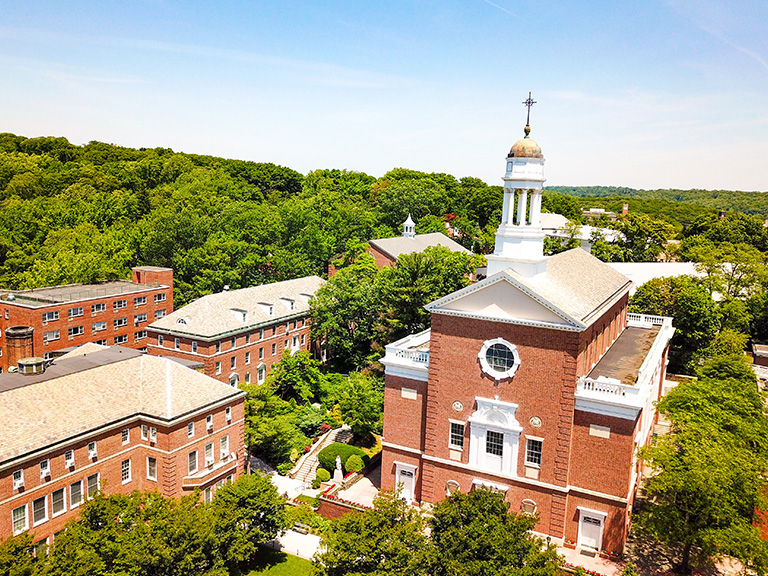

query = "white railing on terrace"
[626,313,670,327]
[577,376,642,403]
[381,329,432,375]
[390,348,429,364]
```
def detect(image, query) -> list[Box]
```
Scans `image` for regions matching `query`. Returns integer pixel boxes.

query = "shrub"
[285,503,331,535]
[316,468,331,482]
[317,443,368,473]
[320,423,332,434]
[276,462,293,476]
[345,454,364,473]
[312,478,321,489]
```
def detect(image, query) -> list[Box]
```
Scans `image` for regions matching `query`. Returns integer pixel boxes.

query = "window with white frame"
[206,414,213,430]
[87,473,99,498]
[174,337,180,350]
[226,406,232,422]
[188,422,195,438]
[68,306,83,319]
[44,330,60,342]
[70,480,83,508]
[122,428,130,444]
[245,373,251,384]
[135,330,147,341]
[245,352,251,365]
[52,488,65,516]
[95,339,107,345]
[12,469,24,489]
[258,364,266,383]
[220,435,229,459]
[229,373,238,387]
[114,335,128,345]
[40,459,50,478]
[231,337,236,348]
[154,309,166,319]
[92,321,107,333]
[68,325,84,337]
[478,338,521,380]
[449,422,465,450]
[205,443,214,465]
[147,457,157,481]
[114,299,127,311]
[158,335,164,346]
[204,487,212,504]
[149,427,157,442]
[216,342,221,353]
[88,441,97,458]
[12,505,27,535]
[114,317,128,329]
[32,497,47,526]
[259,347,264,359]
[188,451,198,474]
[134,296,147,306]
[230,356,236,369]
[245,333,251,344]
[91,303,106,314]
[64,450,74,467]
[271,343,276,355]
[525,438,543,468]
[141,424,148,440]
[42,311,59,322]
[154,293,166,303]
[215,361,221,375]
[135,312,147,323]
[259,328,264,340]
[192,341,198,353]
[467,397,523,476]
[121,459,131,483]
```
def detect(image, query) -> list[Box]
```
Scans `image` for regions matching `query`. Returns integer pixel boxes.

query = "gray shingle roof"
[0,347,243,463]
[149,276,325,338]
[369,233,472,261]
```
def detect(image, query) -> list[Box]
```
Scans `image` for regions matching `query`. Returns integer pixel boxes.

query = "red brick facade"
[381,291,670,555]
[0,398,244,544]
[147,316,313,386]
[0,267,173,373]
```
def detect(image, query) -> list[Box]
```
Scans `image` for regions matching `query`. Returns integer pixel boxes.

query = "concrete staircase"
[289,425,353,484]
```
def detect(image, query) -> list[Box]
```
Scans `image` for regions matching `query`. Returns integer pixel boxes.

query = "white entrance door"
[579,514,603,550]
[397,468,415,502]
[483,430,504,473]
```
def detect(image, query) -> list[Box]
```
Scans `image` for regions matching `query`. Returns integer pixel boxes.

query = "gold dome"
[508,125,543,159]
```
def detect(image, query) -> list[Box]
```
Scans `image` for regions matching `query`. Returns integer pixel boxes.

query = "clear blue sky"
[1,1,766,190]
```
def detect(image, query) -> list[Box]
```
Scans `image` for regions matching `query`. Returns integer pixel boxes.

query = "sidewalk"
[266,529,322,561]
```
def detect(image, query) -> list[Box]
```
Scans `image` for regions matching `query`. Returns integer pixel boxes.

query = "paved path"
[266,529,322,561]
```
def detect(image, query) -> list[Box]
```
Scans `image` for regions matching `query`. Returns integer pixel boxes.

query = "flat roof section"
[2,280,168,307]
[588,326,661,386]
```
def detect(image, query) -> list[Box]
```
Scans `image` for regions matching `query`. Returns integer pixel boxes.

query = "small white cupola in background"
[402,214,416,238]
[486,92,548,278]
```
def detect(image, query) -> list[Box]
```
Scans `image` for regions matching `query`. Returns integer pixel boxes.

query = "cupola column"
[516,190,528,225]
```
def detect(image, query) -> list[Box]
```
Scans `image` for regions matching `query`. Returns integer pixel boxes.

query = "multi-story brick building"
[0,266,174,373]
[146,276,326,386]
[0,343,245,546]
[379,120,674,555]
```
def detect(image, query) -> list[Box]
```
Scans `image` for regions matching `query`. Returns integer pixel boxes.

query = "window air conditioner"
[40,468,50,479]
[88,447,98,459]
[13,478,24,490]
[205,457,214,467]
[207,422,213,431]
[65,456,75,468]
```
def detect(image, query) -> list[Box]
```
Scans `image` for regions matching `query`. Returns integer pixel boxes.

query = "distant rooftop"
[0,345,242,463]
[149,275,326,338]
[1,280,170,308]
[369,232,472,261]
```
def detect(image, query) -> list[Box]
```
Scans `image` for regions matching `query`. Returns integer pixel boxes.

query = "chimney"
[622,204,629,216]
[5,326,34,368]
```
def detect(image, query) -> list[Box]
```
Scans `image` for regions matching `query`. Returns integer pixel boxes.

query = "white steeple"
[402,214,416,238]
[486,93,547,277]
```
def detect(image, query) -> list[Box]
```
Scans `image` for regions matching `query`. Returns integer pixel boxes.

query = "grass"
[242,545,313,576]
[294,493,319,507]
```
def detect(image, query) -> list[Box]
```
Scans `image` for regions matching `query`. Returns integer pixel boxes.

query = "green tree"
[0,533,38,576]
[268,350,324,402]
[313,490,430,576]
[336,372,383,438]
[636,353,768,574]
[630,275,720,372]
[211,472,288,565]
[429,487,561,576]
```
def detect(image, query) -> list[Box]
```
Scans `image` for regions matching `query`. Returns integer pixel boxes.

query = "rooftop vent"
[17,357,47,375]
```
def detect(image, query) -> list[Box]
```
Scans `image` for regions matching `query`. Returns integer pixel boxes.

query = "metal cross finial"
[523,91,536,126]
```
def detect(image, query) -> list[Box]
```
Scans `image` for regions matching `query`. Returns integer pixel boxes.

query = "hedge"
[316,468,331,482]
[317,443,368,473]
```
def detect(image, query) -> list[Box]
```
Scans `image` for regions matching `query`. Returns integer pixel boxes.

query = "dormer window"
[230,308,248,323]
[177,318,187,325]
[258,302,273,316]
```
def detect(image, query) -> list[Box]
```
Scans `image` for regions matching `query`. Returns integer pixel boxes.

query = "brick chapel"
[379,111,675,555]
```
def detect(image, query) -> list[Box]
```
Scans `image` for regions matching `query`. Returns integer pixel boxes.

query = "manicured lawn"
[242,546,313,576]
[294,493,319,507]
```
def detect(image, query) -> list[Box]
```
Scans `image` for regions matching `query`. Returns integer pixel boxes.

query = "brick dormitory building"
[380,120,675,555]
[146,276,326,386]
[0,343,245,546]
[0,267,174,373]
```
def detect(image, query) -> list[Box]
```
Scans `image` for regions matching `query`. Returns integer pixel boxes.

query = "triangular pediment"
[427,274,582,331]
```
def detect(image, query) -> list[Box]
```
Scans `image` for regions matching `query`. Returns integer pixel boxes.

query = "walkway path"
[266,529,322,561]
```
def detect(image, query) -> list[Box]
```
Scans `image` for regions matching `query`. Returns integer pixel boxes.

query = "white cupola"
[486,93,547,278]
[402,214,416,238]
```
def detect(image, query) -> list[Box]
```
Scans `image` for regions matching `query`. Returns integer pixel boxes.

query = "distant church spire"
[485,93,547,277]
[403,214,416,238]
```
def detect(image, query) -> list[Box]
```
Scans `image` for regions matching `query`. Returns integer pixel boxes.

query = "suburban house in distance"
[379,120,675,556]
[0,343,245,546]
[146,276,326,386]
[368,215,473,269]
[0,266,174,373]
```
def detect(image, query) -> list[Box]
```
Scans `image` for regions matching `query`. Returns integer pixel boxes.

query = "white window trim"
[448,419,466,451]
[32,496,48,526]
[188,422,195,438]
[51,488,66,517]
[188,450,198,474]
[467,397,523,476]
[70,480,83,509]
[147,456,158,481]
[478,337,521,380]
[121,459,132,484]
[87,473,100,499]
[12,504,28,535]
[524,436,543,469]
